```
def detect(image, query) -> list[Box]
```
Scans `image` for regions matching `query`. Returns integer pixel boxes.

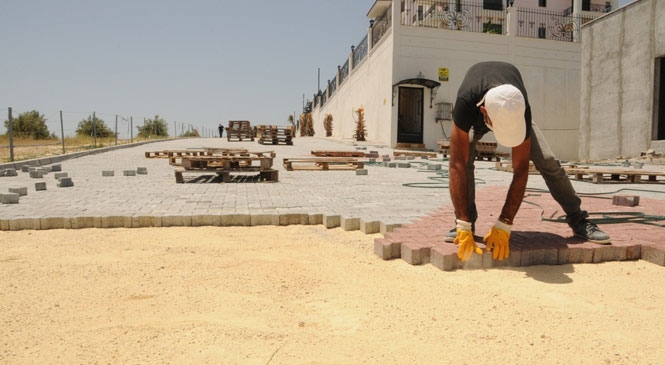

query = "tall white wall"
[580,0,665,160]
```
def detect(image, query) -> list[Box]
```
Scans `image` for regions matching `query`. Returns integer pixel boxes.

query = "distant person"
[218,123,224,138]
[446,61,610,262]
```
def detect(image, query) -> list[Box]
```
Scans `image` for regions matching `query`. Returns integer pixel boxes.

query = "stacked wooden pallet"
[565,166,665,184]
[438,139,508,161]
[310,150,366,158]
[174,150,277,183]
[393,151,438,159]
[226,120,254,142]
[282,157,364,171]
[256,125,294,145]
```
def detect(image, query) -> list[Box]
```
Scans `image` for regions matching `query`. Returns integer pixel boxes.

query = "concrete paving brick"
[221,214,251,226]
[40,217,71,229]
[1,193,20,204]
[29,171,44,178]
[132,216,163,228]
[374,238,400,260]
[161,215,192,227]
[380,222,401,234]
[341,217,360,231]
[8,218,41,231]
[192,214,222,227]
[8,187,28,196]
[307,214,323,225]
[35,182,47,191]
[323,215,341,228]
[102,170,114,177]
[101,216,132,228]
[0,219,9,231]
[71,216,100,229]
[54,172,68,179]
[251,214,280,226]
[400,242,430,265]
[642,246,665,266]
[57,177,74,187]
[360,219,380,234]
[280,213,309,225]
[558,247,595,264]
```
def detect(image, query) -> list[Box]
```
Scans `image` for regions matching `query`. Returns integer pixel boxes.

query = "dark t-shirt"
[452,61,532,140]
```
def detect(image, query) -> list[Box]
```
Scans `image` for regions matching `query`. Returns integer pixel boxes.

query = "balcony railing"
[372,5,392,46]
[402,1,507,34]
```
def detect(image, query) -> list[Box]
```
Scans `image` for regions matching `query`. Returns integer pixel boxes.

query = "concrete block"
[131,216,162,228]
[41,166,51,173]
[29,170,44,178]
[387,162,396,168]
[192,214,222,226]
[100,216,132,228]
[8,218,41,230]
[8,187,28,196]
[21,165,30,172]
[221,214,251,226]
[380,222,401,234]
[0,193,20,204]
[57,177,74,187]
[250,214,279,226]
[123,170,136,176]
[2,168,18,176]
[137,167,148,175]
[161,215,192,227]
[35,182,47,191]
[642,245,665,266]
[400,243,430,265]
[427,164,442,170]
[395,155,406,160]
[71,216,99,229]
[355,168,368,175]
[54,172,68,179]
[0,219,9,231]
[322,215,341,228]
[279,213,309,225]
[360,219,380,234]
[102,170,115,177]
[593,245,629,263]
[340,217,360,231]
[558,247,594,265]
[612,195,640,207]
[307,214,323,225]
[397,162,411,168]
[40,217,71,229]
[374,238,400,260]
[50,164,62,172]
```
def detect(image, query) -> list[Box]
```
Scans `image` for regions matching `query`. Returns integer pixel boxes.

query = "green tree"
[3,110,51,139]
[76,115,114,137]
[137,115,169,138]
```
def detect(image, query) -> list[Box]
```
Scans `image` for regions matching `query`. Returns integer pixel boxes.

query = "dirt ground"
[1,225,664,364]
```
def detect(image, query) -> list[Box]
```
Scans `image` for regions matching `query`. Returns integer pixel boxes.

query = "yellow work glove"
[483,220,512,261]
[454,219,482,262]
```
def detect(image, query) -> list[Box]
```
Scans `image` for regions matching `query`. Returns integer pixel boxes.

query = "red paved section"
[375,186,665,271]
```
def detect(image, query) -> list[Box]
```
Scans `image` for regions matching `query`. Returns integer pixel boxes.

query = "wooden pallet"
[393,151,438,159]
[282,157,364,171]
[257,125,294,145]
[174,150,277,183]
[226,120,254,142]
[494,160,541,174]
[311,150,366,158]
[145,149,209,159]
[175,167,278,183]
[565,167,665,184]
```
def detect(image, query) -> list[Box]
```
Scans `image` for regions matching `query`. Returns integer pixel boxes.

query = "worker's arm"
[448,122,471,222]
[500,136,531,224]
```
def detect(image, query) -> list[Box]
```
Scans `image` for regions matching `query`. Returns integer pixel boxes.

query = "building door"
[397,87,424,144]
[655,57,665,140]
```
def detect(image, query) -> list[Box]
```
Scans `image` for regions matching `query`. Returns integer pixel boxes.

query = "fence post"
[8,107,14,162]
[92,112,97,147]
[115,115,118,145]
[130,117,133,143]
[60,110,65,154]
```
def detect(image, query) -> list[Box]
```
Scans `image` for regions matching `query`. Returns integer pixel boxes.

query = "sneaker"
[443,223,475,243]
[572,220,611,244]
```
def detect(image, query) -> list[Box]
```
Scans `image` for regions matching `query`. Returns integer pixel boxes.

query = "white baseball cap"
[476,84,526,147]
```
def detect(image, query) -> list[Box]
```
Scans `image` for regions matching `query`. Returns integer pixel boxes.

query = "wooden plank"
[283,157,364,171]
[311,150,366,157]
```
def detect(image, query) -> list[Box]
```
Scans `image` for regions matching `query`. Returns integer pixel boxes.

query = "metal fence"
[402,0,507,34]
[352,34,368,68]
[517,7,581,42]
[371,4,392,46]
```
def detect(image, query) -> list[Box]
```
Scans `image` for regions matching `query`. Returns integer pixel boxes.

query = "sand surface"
[1,226,664,364]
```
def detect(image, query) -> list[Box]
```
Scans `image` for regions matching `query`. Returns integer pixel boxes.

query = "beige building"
[580,0,665,160]
[311,0,618,161]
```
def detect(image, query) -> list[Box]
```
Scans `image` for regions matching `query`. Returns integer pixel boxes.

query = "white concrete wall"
[580,0,665,160]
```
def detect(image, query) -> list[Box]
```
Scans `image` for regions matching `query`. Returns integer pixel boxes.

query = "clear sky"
[0,0,637,137]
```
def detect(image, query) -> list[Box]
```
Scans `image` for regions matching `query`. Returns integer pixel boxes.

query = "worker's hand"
[454,219,482,262]
[483,221,512,261]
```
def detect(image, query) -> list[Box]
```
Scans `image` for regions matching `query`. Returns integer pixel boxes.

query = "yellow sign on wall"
[438,67,449,82]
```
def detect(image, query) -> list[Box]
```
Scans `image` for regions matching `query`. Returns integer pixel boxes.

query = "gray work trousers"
[464,123,588,228]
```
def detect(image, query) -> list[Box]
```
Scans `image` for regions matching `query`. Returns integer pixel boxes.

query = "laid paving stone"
[54,172,68,179]
[123,170,136,176]
[137,167,148,175]
[102,170,114,177]
[29,170,44,178]
[50,164,62,172]
[322,215,341,228]
[279,213,309,225]
[360,219,380,234]
[356,169,368,175]
[8,187,28,196]
[1,168,18,176]
[340,217,360,231]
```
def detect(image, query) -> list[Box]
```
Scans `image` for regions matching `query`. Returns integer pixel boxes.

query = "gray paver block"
[192,214,222,226]
[307,214,323,225]
[161,215,192,227]
[71,216,100,229]
[57,177,74,187]
[123,170,136,176]
[8,187,28,196]
[400,244,430,265]
[323,215,340,228]
[340,217,360,231]
[250,214,279,226]
[2,168,18,176]
[380,222,401,234]
[1,193,20,204]
[360,219,380,234]
[131,216,162,228]
[29,170,44,178]
[8,218,40,230]
[50,164,62,172]
[280,213,309,225]
[427,164,442,170]
[374,238,397,259]
[101,216,132,228]
[221,214,251,226]
[137,167,148,175]
[397,162,411,168]
[0,219,9,231]
[356,169,368,175]
[21,166,30,172]
[40,217,71,229]
[35,182,47,191]
[54,172,68,179]
[102,170,115,177]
